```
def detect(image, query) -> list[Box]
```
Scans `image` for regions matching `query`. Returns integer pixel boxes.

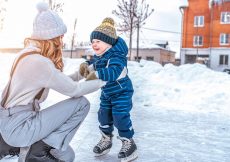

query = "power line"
[130,30,181,43]
[141,26,229,39]
[142,27,181,34]
[120,27,229,46]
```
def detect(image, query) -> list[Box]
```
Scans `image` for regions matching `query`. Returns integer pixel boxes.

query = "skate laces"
[0,148,20,159]
[96,133,112,149]
[9,148,20,157]
[44,145,56,160]
[117,136,132,152]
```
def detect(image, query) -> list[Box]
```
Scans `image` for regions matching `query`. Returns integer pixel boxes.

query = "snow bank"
[129,59,230,115]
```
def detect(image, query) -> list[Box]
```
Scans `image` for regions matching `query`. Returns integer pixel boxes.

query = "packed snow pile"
[129,59,230,114]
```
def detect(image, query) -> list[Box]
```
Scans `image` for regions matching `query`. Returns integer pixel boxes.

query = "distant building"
[180,0,230,71]
[62,47,92,59]
[62,39,176,65]
[0,41,176,66]
[128,40,176,65]
[129,48,176,65]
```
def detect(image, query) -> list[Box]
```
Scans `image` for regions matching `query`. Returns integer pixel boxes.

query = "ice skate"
[93,131,113,156]
[118,136,138,162]
[0,134,20,160]
[25,140,64,162]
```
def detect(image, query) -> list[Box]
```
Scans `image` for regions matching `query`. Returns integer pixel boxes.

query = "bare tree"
[46,0,64,13]
[0,0,7,31]
[112,0,154,60]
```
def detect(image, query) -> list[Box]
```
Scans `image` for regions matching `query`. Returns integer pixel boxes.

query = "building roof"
[131,40,165,49]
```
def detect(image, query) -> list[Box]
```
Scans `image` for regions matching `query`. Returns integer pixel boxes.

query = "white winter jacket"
[2,47,105,108]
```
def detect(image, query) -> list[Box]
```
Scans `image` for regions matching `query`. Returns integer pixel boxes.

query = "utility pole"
[179,6,186,65]
[209,1,214,68]
[196,25,198,62]
[70,18,77,58]
[48,0,52,8]
[129,17,133,61]
[136,17,140,62]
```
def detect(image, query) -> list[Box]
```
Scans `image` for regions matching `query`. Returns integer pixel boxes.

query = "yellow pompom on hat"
[90,17,118,45]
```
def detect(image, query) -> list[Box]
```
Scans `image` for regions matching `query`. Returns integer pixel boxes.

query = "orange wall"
[211,3,230,47]
[182,0,230,48]
[182,0,210,48]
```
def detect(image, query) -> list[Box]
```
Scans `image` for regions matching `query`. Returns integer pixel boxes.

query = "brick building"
[180,0,230,71]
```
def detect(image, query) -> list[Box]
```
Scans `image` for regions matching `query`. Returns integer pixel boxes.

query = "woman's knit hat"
[31,2,67,40]
[90,17,118,45]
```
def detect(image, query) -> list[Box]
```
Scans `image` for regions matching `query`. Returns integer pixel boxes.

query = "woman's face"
[60,35,64,48]
[91,39,111,55]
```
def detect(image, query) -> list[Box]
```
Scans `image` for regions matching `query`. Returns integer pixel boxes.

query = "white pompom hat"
[31,2,67,40]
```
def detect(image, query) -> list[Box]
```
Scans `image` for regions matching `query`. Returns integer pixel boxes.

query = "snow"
[1,53,230,162]
[129,40,165,49]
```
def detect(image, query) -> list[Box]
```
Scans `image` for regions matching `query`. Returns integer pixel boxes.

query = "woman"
[0,2,105,162]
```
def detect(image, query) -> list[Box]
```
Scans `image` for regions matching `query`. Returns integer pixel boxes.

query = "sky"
[0,0,188,57]
[0,53,230,161]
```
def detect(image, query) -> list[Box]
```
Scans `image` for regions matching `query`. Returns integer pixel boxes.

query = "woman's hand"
[86,71,98,81]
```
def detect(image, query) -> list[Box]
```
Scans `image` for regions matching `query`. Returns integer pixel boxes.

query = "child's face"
[91,39,112,56]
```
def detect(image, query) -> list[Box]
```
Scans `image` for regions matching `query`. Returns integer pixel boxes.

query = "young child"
[79,17,138,162]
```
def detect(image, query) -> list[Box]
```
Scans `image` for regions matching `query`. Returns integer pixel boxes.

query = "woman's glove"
[79,62,89,78]
[86,71,98,81]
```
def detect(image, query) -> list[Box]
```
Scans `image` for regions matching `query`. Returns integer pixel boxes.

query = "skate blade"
[94,149,110,157]
[120,150,138,162]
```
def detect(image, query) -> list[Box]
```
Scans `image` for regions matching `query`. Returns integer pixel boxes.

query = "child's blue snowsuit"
[88,37,134,138]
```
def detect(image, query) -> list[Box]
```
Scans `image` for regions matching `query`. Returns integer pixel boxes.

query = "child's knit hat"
[90,17,118,45]
[31,2,67,40]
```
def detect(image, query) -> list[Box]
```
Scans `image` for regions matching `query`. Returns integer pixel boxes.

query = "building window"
[81,55,87,59]
[219,55,229,65]
[221,12,230,24]
[193,35,203,46]
[146,56,154,61]
[194,16,204,27]
[220,33,229,45]
[135,56,142,61]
